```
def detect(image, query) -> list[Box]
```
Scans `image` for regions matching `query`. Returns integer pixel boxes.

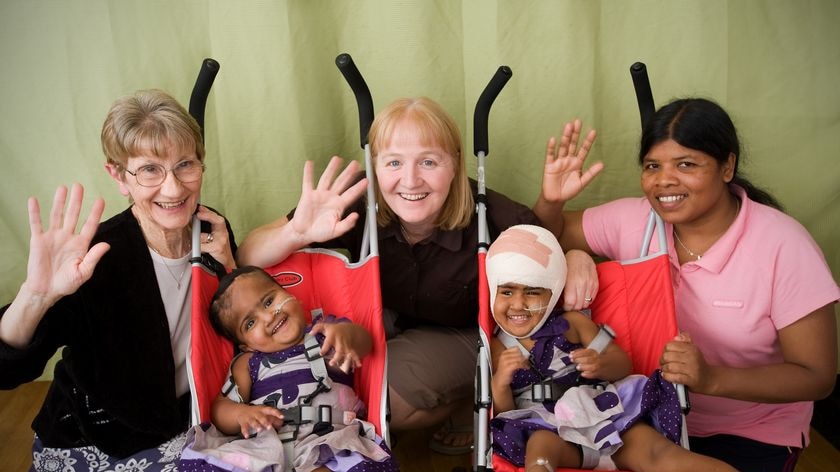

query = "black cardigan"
[0,206,236,457]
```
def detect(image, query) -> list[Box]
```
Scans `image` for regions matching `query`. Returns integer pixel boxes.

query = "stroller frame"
[472,62,688,472]
[186,53,389,446]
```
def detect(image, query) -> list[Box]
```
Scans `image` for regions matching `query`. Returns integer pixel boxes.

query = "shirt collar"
[381,220,464,252]
[669,184,749,274]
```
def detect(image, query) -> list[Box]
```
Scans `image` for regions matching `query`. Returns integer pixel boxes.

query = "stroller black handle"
[474,66,512,157]
[336,53,374,149]
[189,58,221,140]
[630,62,655,131]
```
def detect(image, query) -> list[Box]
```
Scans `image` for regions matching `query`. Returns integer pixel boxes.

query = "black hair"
[209,265,278,344]
[638,97,783,210]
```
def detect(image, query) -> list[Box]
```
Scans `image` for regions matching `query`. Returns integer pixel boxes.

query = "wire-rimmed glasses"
[124,160,205,187]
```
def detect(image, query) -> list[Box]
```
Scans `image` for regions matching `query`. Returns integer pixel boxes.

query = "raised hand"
[1,184,110,348]
[25,184,110,301]
[290,156,368,244]
[540,119,602,204]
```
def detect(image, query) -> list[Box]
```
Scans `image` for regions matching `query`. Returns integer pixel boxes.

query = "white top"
[149,248,192,397]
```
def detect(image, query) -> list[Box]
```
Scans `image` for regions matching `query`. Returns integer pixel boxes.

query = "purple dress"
[490,312,682,467]
[180,319,398,472]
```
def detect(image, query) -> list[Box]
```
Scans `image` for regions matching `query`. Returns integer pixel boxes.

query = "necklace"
[399,224,432,245]
[673,231,702,261]
[136,213,191,289]
[673,196,742,262]
[151,247,190,289]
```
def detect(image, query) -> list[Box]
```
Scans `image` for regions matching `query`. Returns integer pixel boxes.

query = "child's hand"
[236,405,284,438]
[311,321,368,373]
[493,347,530,388]
[661,332,713,392]
[569,348,606,379]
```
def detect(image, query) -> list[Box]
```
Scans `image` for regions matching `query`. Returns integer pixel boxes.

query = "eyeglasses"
[124,160,205,187]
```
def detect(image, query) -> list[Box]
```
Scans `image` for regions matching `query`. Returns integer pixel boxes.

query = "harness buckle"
[312,404,334,436]
[280,405,303,426]
[531,382,553,402]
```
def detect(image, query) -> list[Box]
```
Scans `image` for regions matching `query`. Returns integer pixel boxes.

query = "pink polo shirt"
[582,186,840,447]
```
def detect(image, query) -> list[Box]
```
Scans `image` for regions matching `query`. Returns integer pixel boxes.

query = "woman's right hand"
[290,156,368,244]
[237,156,368,268]
[24,183,110,302]
[1,184,110,348]
[540,119,602,205]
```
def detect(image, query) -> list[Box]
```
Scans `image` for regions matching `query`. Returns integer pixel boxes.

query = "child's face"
[493,283,552,338]
[221,272,308,353]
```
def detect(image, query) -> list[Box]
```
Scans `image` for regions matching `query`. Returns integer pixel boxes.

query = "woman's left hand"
[541,119,602,205]
[562,249,599,311]
[196,205,236,270]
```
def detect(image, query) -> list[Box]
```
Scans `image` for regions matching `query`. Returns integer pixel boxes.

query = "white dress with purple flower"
[180,324,398,472]
[490,311,682,468]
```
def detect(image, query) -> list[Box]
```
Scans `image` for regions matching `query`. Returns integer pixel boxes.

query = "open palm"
[291,157,368,243]
[541,119,602,203]
[25,184,110,300]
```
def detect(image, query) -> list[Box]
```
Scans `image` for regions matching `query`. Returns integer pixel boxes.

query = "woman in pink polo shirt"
[534,97,839,472]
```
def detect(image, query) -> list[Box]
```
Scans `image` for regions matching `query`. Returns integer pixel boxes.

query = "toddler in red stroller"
[484,224,735,471]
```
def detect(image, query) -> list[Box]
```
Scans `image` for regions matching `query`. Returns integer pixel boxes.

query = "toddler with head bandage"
[486,225,736,471]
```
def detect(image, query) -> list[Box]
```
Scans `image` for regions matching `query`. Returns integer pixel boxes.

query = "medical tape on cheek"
[273,296,297,314]
[523,304,549,314]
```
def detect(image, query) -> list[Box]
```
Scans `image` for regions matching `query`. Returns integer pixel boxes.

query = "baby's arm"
[490,337,530,414]
[211,353,284,438]
[311,319,372,373]
[564,311,632,381]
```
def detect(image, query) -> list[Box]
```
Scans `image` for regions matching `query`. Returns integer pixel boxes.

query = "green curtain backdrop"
[2,0,838,377]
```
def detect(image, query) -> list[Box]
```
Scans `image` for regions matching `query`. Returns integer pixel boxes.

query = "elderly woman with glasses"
[0,89,236,468]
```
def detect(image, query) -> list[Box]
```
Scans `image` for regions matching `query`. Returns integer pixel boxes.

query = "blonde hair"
[101,89,205,168]
[369,97,474,230]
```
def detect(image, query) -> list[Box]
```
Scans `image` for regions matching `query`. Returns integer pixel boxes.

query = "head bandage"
[486,225,566,339]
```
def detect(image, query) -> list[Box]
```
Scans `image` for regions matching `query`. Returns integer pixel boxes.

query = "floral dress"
[180,320,398,472]
[490,311,682,468]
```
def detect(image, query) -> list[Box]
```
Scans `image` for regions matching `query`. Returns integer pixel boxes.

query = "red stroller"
[472,63,688,472]
[475,211,687,472]
[186,54,389,444]
[186,243,388,438]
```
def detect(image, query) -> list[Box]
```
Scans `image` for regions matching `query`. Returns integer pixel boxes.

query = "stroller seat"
[477,211,688,472]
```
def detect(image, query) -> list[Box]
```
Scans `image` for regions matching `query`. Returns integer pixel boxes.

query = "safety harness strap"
[303,333,332,390]
[580,444,601,469]
[497,330,530,357]
[497,324,615,401]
